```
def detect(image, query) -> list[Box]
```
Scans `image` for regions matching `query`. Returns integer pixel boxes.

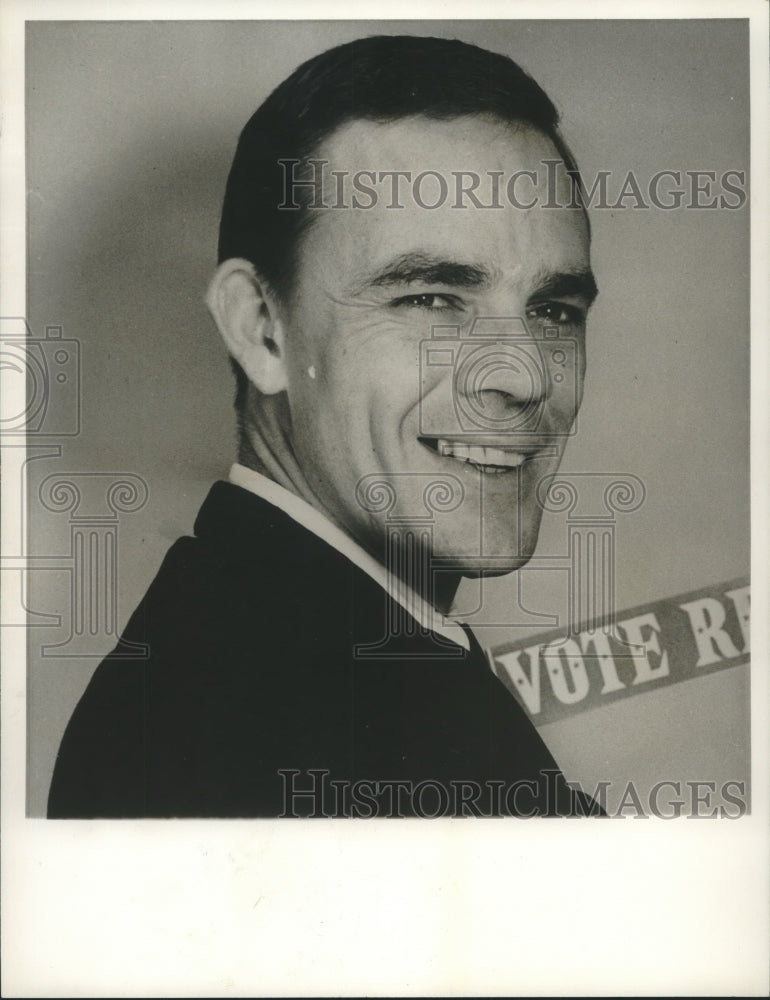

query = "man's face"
[278,115,594,575]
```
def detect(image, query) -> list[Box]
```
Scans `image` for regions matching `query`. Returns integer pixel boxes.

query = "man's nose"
[453,325,551,429]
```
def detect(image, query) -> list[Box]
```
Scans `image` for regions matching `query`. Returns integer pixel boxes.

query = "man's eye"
[392,293,461,311]
[526,302,585,326]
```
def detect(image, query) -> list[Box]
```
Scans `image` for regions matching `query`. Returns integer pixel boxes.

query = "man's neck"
[237,395,314,501]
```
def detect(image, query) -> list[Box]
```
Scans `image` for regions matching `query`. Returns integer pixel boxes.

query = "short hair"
[218,34,581,408]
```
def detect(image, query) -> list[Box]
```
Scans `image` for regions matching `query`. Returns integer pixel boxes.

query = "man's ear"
[206,258,288,395]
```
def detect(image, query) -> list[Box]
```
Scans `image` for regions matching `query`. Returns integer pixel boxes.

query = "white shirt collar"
[228,463,469,651]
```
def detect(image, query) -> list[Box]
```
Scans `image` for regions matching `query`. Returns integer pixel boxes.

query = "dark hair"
[218,34,580,407]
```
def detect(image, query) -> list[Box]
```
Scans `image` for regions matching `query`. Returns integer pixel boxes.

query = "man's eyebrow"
[528,268,599,304]
[352,252,494,293]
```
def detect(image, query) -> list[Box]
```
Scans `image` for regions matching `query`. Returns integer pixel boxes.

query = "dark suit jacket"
[48,482,599,818]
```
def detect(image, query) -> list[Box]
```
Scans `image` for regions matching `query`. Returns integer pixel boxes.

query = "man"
[48,35,600,818]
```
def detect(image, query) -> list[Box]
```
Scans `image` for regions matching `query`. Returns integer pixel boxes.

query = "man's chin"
[456,552,535,579]
[433,518,544,578]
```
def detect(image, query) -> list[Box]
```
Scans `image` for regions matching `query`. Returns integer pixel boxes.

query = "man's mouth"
[418,437,543,475]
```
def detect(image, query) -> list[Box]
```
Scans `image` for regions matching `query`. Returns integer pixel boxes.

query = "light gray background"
[25,19,749,815]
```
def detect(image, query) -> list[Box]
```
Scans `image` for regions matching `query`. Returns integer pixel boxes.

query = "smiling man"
[48,35,600,818]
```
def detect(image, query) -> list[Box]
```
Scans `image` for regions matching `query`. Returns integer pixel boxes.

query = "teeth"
[485,446,524,468]
[436,439,529,469]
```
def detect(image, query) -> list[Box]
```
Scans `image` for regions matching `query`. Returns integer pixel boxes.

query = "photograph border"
[2,1,768,996]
